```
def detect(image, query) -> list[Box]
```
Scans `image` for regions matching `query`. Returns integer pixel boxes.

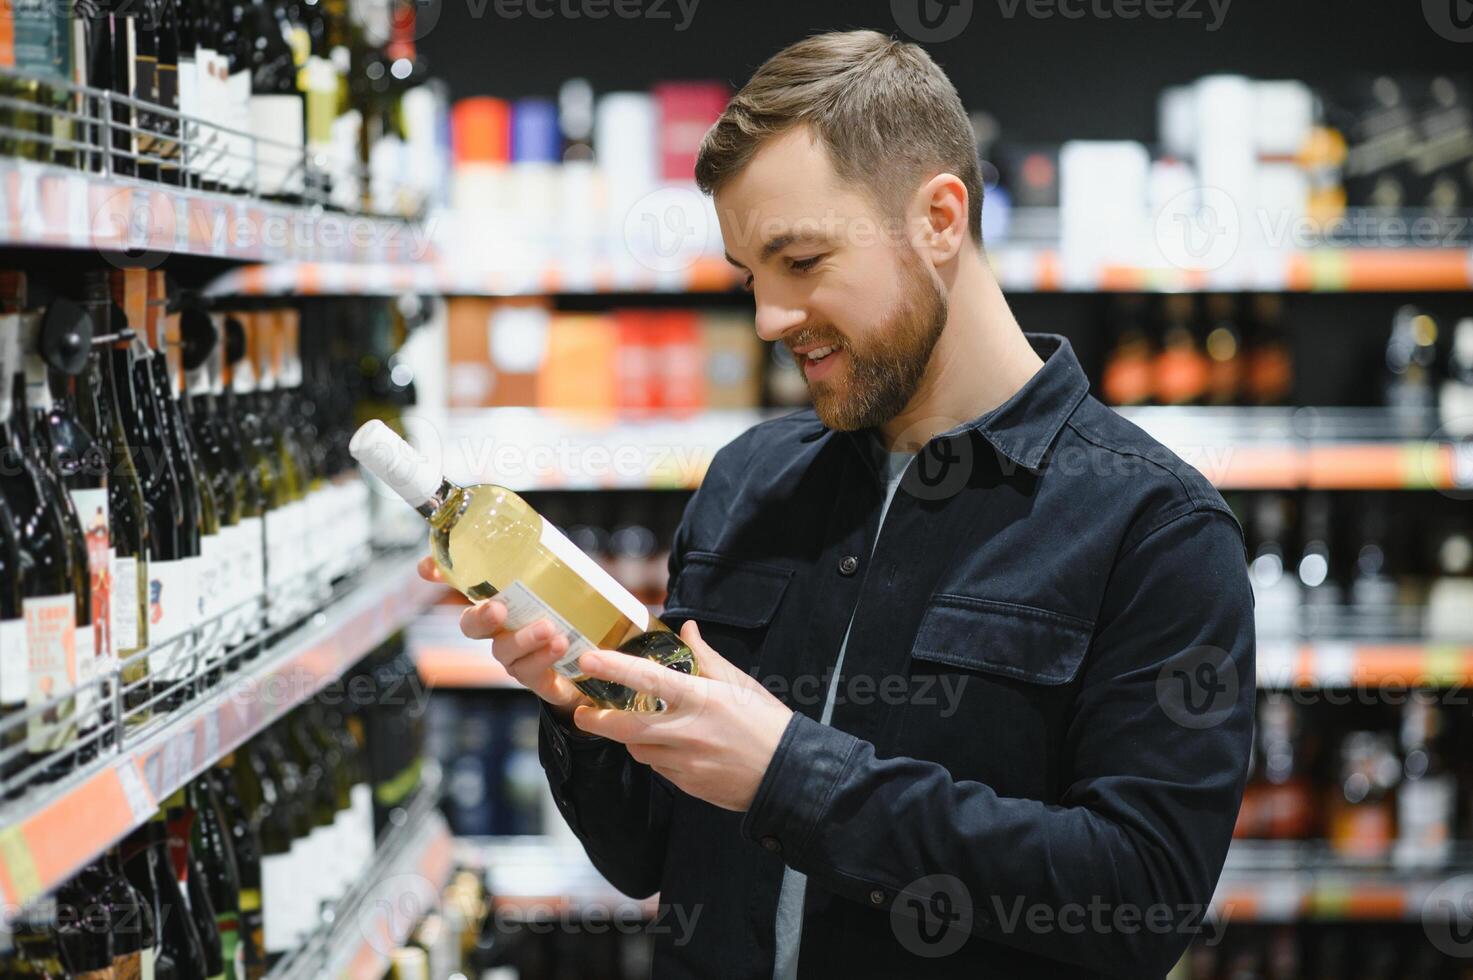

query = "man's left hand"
[572,620,794,812]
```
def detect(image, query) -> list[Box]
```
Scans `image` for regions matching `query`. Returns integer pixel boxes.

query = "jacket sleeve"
[739,506,1255,979]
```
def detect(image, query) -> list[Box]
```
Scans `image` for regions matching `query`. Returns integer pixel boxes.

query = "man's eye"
[789,256,823,273]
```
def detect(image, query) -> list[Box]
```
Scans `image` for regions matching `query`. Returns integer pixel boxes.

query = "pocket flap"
[912,595,1093,686]
[663,552,794,629]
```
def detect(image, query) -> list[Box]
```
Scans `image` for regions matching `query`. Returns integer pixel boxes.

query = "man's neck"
[879,250,1045,453]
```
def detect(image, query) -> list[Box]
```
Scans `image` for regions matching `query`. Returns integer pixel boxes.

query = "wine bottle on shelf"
[40,292,115,758]
[84,272,151,719]
[163,286,226,686]
[287,707,345,905]
[210,756,266,976]
[1395,692,1455,868]
[133,0,162,181]
[191,771,245,978]
[56,863,115,979]
[221,0,255,193]
[250,312,305,627]
[247,0,306,200]
[112,269,186,720]
[137,270,203,708]
[273,310,326,607]
[11,900,69,977]
[125,797,213,979]
[2,274,81,774]
[183,302,246,660]
[101,846,150,978]
[1152,294,1209,407]
[237,734,307,967]
[0,493,25,790]
[156,0,183,186]
[1441,317,1473,438]
[214,314,267,647]
[19,297,97,762]
[165,789,228,980]
[1245,293,1293,407]
[102,0,141,178]
[221,313,274,647]
[352,420,698,711]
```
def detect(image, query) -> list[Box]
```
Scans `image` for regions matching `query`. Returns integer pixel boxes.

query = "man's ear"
[912,172,969,266]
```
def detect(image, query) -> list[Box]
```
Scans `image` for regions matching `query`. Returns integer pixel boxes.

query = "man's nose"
[753,290,807,343]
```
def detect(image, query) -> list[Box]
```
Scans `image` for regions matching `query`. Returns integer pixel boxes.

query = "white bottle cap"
[349,419,442,509]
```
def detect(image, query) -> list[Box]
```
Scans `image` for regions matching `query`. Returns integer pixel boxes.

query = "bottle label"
[24,592,77,753]
[538,516,651,631]
[494,581,597,680]
[74,622,97,728]
[70,487,113,668]
[148,558,197,677]
[1,618,26,709]
[259,851,296,953]
[263,509,280,601]
[112,554,142,654]
[216,911,241,979]
[200,532,223,625]
[227,70,254,189]
[305,56,336,152]
[248,94,305,197]
[350,782,375,876]
[239,516,266,603]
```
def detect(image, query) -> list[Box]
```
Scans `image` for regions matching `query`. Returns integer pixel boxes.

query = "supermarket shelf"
[203,254,740,298]
[1213,841,1473,922]
[440,407,776,491]
[200,246,1473,297]
[455,837,658,918]
[989,246,1473,293]
[414,639,1473,691]
[0,158,430,264]
[268,768,455,980]
[0,551,444,919]
[434,406,1472,492]
[456,836,1473,925]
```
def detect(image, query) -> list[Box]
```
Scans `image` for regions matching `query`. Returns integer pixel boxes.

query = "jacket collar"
[810,333,1090,476]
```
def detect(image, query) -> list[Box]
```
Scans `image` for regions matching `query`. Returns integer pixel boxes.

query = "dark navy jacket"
[539,333,1255,979]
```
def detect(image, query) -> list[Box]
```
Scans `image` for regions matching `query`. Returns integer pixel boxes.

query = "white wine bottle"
[350,420,696,711]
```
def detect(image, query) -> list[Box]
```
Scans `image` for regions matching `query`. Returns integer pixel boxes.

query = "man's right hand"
[418,557,592,723]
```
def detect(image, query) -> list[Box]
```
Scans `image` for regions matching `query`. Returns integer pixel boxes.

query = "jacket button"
[838,555,859,576]
[761,836,782,854]
[868,889,885,906]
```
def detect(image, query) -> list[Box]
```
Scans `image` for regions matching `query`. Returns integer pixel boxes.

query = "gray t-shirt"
[772,437,914,980]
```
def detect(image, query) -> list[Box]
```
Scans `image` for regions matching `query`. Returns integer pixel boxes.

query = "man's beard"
[798,253,949,432]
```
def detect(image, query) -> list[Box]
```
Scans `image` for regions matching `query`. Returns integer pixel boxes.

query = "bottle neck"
[415,478,459,521]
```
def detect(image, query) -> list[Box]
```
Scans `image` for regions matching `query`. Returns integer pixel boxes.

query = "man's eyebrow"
[726,231,832,270]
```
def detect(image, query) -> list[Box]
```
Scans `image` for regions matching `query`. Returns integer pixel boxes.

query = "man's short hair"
[695,30,985,245]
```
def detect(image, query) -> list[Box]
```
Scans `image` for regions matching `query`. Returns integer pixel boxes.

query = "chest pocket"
[898,594,1093,797]
[661,552,793,672]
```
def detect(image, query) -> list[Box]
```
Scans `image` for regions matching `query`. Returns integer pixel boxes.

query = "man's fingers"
[578,649,701,710]
[504,635,569,688]
[681,620,752,689]
[417,556,444,583]
[574,704,673,744]
[459,600,509,640]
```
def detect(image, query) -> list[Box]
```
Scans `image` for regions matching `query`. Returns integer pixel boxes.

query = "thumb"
[680,620,753,689]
